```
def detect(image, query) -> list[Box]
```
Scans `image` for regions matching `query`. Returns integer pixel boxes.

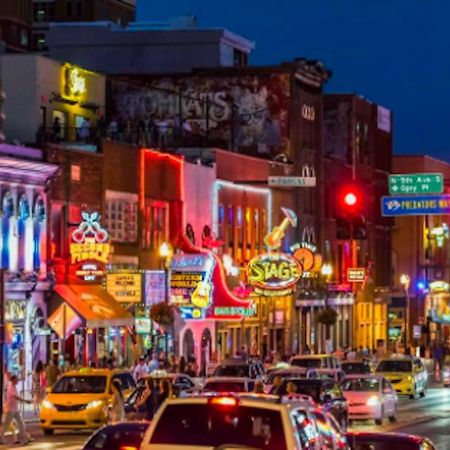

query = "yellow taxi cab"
[40,367,135,435]
[375,356,427,399]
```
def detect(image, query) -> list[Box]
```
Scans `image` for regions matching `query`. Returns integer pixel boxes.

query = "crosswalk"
[6,441,83,450]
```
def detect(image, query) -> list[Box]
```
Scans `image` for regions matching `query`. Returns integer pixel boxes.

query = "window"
[143,200,168,250]
[32,32,47,51]
[293,409,317,450]
[20,29,28,47]
[104,193,138,243]
[218,204,224,241]
[71,164,81,181]
[253,209,259,252]
[112,373,136,391]
[226,205,234,248]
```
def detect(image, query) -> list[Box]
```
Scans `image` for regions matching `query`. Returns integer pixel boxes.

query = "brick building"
[0,0,32,52]
[323,94,393,350]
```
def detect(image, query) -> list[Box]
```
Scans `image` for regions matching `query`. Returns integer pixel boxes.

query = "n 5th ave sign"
[389,173,443,195]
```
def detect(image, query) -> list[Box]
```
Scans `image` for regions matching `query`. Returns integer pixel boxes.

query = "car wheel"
[375,407,384,426]
[388,406,397,422]
[43,429,54,436]
[420,388,425,398]
[409,385,417,400]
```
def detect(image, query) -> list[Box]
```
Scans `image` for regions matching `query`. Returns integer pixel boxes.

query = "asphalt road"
[2,386,449,450]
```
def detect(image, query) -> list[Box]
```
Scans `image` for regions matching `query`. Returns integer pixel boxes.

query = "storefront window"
[34,198,46,270]
[2,192,14,270]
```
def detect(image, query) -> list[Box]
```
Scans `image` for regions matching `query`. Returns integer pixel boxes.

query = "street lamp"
[321,263,333,279]
[159,242,173,366]
[400,273,411,349]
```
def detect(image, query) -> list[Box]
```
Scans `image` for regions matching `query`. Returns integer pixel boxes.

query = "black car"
[82,422,149,450]
[213,357,265,379]
[346,431,437,450]
[341,361,371,375]
[270,378,348,430]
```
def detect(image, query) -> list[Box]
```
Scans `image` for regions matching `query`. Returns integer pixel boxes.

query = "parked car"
[341,361,372,375]
[346,431,437,450]
[290,354,340,369]
[341,375,398,425]
[40,368,136,435]
[82,422,149,450]
[213,357,265,379]
[315,368,347,383]
[442,366,450,387]
[140,393,322,449]
[270,378,349,430]
[201,377,255,393]
[375,356,427,399]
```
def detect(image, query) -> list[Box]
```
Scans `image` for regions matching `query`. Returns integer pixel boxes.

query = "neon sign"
[65,66,86,97]
[69,212,110,282]
[290,242,323,278]
[247,253,301,291]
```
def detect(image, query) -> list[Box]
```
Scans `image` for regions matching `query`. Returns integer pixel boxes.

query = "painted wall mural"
[111,74,291,156]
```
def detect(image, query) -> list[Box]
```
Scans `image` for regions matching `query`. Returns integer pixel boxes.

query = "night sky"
[138,0,450,162]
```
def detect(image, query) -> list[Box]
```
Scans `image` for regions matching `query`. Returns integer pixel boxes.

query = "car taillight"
[120,447,138,450]
[208,397,239,407]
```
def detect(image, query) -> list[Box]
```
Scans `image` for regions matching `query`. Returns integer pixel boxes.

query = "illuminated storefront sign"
[144,271,165,306]
[106,272,142,303]
[64,66,86,98]
[429,280,450,292]
[347,268,366,283]
[213,306,256,317]
[247,253,301,293]
[69,212,111,282]
[290,242,323,278]
[170,253,215,320]
[135,317,151,335]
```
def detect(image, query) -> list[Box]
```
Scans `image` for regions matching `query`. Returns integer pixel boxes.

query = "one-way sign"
[268,176,316,187]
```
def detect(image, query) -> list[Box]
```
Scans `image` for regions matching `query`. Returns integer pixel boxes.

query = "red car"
[346,431,437,450]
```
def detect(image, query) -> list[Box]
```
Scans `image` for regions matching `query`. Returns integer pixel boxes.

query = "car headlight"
[42,400,55,410]
[443,370,450,377]
[366,395,379,406]
[86,400,104,409]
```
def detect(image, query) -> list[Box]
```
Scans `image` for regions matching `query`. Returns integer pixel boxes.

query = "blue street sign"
[381,195,450,216]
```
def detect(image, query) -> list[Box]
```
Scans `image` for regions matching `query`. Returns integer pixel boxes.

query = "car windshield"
[376,360,412,373]
[291,358,322,368]
[271,380,320,401]
[342,363,370,374]
[202,381,247,392]
[349,437,432,450]
[341,379,380,392]
[52,376,107,394]
[87,426,148,449]
[150,404,287,450]
[214,365,249,377]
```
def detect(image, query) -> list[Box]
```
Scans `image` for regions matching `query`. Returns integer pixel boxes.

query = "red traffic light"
[344,192,358,206]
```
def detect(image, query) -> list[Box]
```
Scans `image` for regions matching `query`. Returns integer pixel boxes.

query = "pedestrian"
[148,353,159,373]
[286,381,297,396]
[1,375,32,446]
[32,360,46,414]
[134,357,149,382]
[52,117,61,142]
[45,358,60,387]
[179,356,187,374]
[254,381,265,394]
[79,117,91,142]
[272,376,283,396]
[156,379,172,410]
[304,345,311,355]
[185,362,197,378]
[135,378,156,421]
[109,380,125,423]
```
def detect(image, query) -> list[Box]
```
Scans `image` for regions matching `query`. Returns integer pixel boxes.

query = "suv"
[140,394,322,450]
[40,368,136,435]
[290,354,340,369]
[270,378,349,430]
[213,357,265,379]
[375,356,427,399]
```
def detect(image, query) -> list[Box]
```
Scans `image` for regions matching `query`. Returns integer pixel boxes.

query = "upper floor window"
[104,191,138,243]
[143,200,168,250]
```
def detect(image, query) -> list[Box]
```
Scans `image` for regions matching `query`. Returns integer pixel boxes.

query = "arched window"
[18,195,30,270]
[2,192,14,269]
[34,198,46,270]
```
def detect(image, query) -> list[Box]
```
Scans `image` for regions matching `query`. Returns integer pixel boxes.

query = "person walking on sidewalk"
[1,375,32,446]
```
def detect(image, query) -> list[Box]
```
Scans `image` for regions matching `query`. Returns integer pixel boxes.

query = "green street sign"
[389,173,444,195]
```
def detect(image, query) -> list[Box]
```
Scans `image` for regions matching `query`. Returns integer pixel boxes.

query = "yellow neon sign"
[64,66,86,98]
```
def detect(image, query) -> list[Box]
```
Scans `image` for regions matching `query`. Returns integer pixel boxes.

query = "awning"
[53,284,134,328]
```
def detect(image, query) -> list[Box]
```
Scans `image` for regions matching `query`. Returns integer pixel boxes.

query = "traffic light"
[352,215,367,240]
[336,217,351,240]
[340,186,362,212]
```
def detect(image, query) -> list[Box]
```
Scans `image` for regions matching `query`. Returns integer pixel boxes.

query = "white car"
[200,377,255,393]
[140,393,326,450]
[341,375,398,425]
[290,354,340,369]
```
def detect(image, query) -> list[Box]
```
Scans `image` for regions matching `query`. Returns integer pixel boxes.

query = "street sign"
[347,268,366,282]
[388,173,443,195]
[268,176,316,187]
[381,194,450,216]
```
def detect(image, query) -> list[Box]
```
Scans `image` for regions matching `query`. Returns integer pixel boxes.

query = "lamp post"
[320,263,333,351]
[400,273,411,349]
[159,242,173,366]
